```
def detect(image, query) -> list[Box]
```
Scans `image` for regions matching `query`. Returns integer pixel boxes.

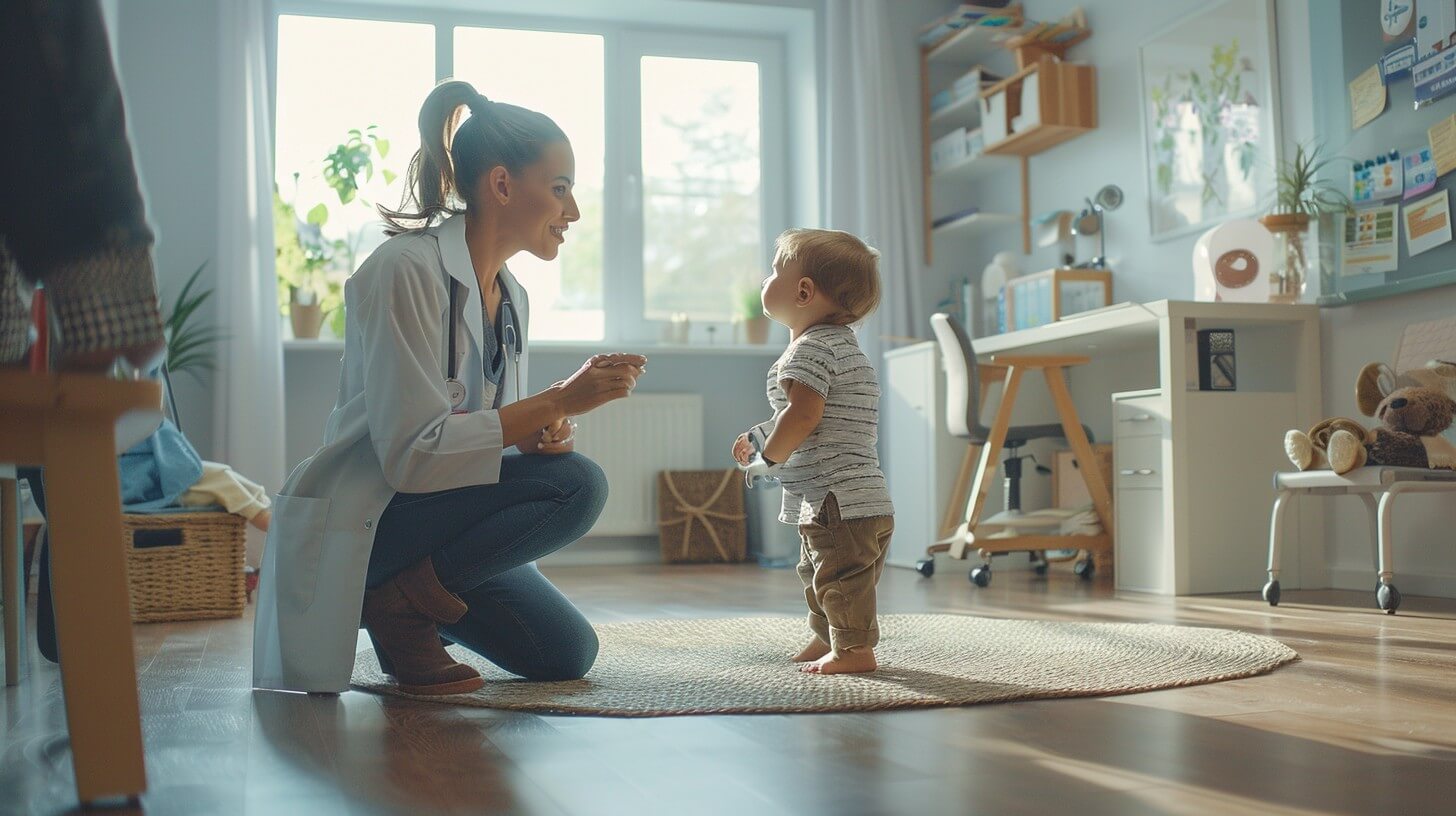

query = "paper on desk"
[1429,113,1456,178]
[1403,190,1453,257]
[1350,64,1387,129]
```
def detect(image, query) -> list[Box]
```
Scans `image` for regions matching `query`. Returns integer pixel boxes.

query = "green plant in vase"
[1261,142,1353,302]
[737,285,769,344]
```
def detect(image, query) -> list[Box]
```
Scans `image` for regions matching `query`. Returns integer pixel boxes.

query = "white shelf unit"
[920,7,1025,265]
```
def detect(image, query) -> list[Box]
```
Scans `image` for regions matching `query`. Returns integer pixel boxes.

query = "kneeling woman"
[254,80,645,695]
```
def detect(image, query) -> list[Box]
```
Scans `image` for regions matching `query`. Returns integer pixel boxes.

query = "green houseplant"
[164,262,224,383]
[1260,142,1353,302]
[737,285,769,344]
[277,125,395,339]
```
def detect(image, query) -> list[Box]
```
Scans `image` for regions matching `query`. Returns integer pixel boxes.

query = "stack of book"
[930,65,1005,113]
[918,2,1020,49]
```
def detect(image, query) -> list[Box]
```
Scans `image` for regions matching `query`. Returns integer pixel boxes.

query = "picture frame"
[1138,0,1282,242]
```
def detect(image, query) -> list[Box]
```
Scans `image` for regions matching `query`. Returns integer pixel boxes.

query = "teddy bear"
[1285,360,1456,475]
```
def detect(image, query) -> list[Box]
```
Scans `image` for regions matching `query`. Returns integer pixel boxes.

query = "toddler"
[736,228,894,675]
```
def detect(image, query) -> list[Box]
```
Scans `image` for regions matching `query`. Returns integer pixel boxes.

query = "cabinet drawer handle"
[1119,468,1156,476]
[1119,414,1154,422]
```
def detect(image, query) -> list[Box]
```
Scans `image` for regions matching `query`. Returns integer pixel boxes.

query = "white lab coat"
[252,214,530,693]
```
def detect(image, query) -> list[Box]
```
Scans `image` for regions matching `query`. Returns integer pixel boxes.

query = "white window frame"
[271,1,796,349]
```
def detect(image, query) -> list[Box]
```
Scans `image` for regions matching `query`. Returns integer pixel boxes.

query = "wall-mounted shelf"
[931,211,1019,239]
[932,152,1015,184]
[924,4,1024,66]
[919,9,1097,263]
[929,92,983,132]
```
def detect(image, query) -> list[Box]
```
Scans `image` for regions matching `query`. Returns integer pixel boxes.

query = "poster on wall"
[1383,0,1417,43]
[1138,0,1280,241]
[1417,0,1456,57]
[1342,205,1400,277]
[1383,40,1418,81]
[1403,190,1453,256]
[1414,46,1456,105]
[1404,145,1438,198]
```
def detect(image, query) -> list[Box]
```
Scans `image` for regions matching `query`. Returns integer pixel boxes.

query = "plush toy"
[1285,361,1456,475]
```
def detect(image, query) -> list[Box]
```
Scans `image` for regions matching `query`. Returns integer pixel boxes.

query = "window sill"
[281,339,784,356]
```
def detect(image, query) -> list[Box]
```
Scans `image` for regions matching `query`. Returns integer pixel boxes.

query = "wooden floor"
[3,563,1456,816]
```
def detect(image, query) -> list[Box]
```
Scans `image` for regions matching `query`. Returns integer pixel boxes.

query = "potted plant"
[1260,142,1353,303]
[276,126,394,339]
[738,286,769,344]
[164,262,223,381]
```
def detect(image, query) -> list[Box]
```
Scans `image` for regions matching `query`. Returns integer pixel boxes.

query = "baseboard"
[1329,564,1456,599]
[540,535,661,567]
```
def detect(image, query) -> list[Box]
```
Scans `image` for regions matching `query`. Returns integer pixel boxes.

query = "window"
[274,15,433,337]
[274,10,789,345]
[640,56,762,324]
[454,27,605,341]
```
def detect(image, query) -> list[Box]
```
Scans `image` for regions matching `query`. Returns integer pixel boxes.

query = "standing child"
[735,229,894,675]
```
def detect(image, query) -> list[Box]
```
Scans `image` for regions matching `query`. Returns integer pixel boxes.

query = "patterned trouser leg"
[40,244,163,361]
[0,242,32,363]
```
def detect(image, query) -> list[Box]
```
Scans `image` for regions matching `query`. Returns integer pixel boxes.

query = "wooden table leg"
[42,416,146,803]
[1044,366,1114,535]
[952,366,1024,559]
[2,475,20,686]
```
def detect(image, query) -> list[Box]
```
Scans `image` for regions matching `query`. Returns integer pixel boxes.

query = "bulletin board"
[1316,0,1456,305]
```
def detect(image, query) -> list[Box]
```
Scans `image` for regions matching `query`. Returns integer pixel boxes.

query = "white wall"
[114,0,223,457]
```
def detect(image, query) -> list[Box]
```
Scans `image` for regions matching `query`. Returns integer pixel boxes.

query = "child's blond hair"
[773,228,882,325]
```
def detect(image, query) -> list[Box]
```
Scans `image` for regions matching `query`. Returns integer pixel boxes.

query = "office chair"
[918,313,1113,587]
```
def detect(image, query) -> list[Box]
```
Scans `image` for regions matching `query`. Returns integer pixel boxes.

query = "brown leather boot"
[362,557,484,696]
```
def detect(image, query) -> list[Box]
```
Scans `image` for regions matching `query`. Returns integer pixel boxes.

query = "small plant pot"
[743,316,770,344]
[290,301,324,339]
[1258,213,1312,304]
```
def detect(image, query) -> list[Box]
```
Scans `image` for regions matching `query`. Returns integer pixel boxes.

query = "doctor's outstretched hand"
[550,353,648,417]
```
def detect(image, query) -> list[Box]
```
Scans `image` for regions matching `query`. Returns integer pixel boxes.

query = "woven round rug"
[351,614,1297,716]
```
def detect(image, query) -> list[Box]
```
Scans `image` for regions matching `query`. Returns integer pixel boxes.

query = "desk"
[972,300,1323,594]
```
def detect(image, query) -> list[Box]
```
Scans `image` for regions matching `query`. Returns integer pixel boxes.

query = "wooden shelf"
[929,92,982,132]
[924,5,1023,65]
[931,211,1019,239]
[932,152,1015,184]
[983,122,1095,157]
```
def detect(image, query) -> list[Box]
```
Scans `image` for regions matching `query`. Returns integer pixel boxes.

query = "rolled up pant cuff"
[829,626,879,653]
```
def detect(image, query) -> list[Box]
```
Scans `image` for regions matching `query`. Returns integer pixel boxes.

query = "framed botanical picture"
[1138,0,1281,241]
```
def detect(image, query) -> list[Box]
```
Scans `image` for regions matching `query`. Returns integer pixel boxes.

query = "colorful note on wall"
[1353,151,1404,202]
[1403,190,1453,257]
[1350,64,1388,129]
[1343,205,1400,277]
[1430,113,1456,178]
[1404,145,1438,199]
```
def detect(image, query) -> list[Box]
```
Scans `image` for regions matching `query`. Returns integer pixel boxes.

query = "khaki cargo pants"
[796,492,895,653]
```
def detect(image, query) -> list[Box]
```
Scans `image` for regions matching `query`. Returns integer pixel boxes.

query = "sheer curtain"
[823,0,926,365]
[215,0,284,566]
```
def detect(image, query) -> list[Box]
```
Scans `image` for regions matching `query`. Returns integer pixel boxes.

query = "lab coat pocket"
[269,493,333,615]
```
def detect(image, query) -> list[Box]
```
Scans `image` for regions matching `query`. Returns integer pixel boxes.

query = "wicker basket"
[657,469,748,564]
[122,511,246,623]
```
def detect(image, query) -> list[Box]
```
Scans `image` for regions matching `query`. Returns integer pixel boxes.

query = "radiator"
[571,394,704,536]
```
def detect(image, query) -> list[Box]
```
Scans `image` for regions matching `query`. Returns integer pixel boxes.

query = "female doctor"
[254,80,645,696]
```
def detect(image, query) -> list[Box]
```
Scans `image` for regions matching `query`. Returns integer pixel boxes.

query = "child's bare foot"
[792,638,830,663]
[249,509,271,532]
[801,648,877,674]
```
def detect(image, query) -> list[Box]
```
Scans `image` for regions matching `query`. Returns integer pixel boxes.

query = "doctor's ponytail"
[379,79,567,235]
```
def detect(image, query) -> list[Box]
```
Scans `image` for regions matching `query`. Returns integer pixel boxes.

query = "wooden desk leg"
[939,445,978,540]
[2,477,20,686]
[952,367,1024,559]
[42,417,147,803]
[1044,367,1114,536]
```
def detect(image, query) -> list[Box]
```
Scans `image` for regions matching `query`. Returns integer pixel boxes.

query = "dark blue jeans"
[365,451,608,681]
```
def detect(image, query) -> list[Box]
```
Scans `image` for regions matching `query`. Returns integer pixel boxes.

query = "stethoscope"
[444,274,521,410]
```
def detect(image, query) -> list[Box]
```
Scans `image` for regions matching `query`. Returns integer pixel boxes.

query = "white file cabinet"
[882,342,964,569]
[1113,389,1171,593]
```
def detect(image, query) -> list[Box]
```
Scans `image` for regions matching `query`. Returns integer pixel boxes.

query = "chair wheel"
[915,558,935,578]
[1262,579,1281,607]
[1073,558,1095,580]
[1377,583,1401,614]
[1034,563,1049,576]
[969,566,992,587]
